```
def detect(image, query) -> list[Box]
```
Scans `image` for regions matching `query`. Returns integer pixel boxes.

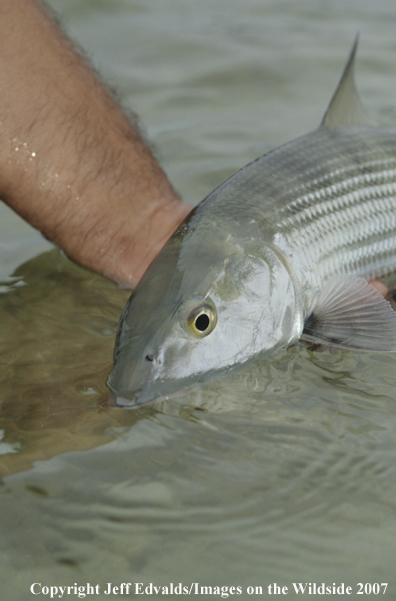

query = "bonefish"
[109,40,396,407]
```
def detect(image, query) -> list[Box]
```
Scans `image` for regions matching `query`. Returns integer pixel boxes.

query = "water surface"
[2,1,396,599]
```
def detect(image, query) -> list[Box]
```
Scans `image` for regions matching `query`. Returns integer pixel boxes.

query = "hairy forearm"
[0,0,191,286]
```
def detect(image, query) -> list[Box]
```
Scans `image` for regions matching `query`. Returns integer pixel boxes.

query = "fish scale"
[197,125,396,299]
[109,41,396,407]
[275,130,396,288]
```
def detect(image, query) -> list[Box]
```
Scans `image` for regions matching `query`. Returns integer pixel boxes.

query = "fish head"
[108,217,303,407]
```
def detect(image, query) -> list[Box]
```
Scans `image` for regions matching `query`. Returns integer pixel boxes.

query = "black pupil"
[195,313,210,332]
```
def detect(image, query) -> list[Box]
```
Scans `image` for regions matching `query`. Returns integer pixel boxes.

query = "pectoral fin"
[301,275,396,351]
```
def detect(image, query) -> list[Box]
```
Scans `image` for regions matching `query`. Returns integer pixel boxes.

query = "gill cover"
[109,236,302,407]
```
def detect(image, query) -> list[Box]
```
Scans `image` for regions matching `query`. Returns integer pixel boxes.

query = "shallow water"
[2,1,396,599]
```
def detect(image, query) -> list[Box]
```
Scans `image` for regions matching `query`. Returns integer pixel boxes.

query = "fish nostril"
[145,354,154,362]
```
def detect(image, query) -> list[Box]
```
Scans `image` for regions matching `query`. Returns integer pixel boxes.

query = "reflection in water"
[0,250,137,476]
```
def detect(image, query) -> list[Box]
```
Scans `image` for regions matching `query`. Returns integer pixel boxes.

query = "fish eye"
[186,301,217,338]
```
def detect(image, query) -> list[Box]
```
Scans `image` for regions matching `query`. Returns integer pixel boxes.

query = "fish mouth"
[107,375,202,409]
[107,388,126,407]
[107,383,174,408]
[108,388,152,408]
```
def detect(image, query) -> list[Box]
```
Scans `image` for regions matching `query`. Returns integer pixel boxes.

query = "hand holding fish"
[0,0,191,287]
[109,40,396,407]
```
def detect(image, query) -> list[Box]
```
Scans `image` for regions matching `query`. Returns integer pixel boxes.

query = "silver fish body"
[222,124,396,305]
[109,42,396,407]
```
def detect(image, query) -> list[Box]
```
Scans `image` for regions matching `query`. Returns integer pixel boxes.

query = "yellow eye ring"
[186,301,217,338]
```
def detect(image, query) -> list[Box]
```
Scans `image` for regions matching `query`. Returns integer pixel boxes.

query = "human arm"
[0,0,191,287]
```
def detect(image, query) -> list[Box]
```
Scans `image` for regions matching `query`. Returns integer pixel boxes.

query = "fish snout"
[107,387,143,407]
[107,388,122,406]
[108,345,160,407]
[107,382,165,408]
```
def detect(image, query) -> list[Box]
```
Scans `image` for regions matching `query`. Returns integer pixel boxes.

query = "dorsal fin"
[321,37,375,127]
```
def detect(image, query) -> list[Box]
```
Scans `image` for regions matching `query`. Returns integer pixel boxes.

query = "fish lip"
[107,386,166,408]
[108,388,122,407]
[107,376,198,408]
[107,388,143,408]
